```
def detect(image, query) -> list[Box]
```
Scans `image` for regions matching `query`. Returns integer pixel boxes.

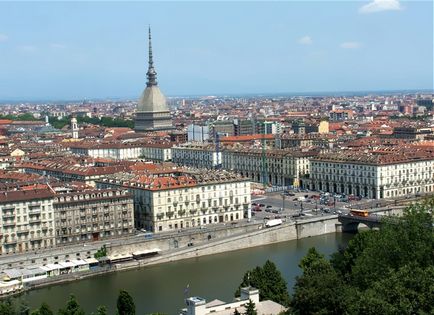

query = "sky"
[0,0,433,100]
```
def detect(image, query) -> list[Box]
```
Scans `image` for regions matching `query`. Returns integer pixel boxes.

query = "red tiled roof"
[0,188,55,204]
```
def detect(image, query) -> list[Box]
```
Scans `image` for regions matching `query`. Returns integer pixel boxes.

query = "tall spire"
[146,26,158,87]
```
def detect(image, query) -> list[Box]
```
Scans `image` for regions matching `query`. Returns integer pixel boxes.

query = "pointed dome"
[137,85,168,112]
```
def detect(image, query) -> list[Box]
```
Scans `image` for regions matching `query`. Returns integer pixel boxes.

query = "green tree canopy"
[291,198,434,314]
[235,260,290,307]
[58,295,85,315]
[116,290,135,315]
[31,303,53,315]
[291,247,347,315]
[244,299,257,315]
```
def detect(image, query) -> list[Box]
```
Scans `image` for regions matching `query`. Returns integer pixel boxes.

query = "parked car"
[265,208,271,213]
[266,205,272,208]
[272,209,279,214]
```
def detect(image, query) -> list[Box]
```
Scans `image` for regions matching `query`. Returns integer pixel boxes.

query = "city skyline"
[0,0,433,100]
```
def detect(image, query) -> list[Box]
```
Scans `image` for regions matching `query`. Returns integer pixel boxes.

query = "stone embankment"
[6,215,341,293]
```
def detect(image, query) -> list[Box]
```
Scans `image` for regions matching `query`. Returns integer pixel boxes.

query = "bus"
[350,209,369,217]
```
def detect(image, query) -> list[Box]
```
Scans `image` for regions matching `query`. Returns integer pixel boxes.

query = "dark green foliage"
[58,295,85,315]
[0,300,15,315]
[291,198,434,314]
[0,114,39,122]
[330,230,378,280]
[291,248,346,315]
[116,290,135,315]
[94,245,107,259]
[233,308,241,315]
[0,299,29,315]
[244,300,257,315]
[235,260,290,307]
[93,306,106,315]
[47,116,134,130]
[31,303,53,315]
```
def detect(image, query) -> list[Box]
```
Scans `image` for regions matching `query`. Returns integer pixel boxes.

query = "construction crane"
[214,132,222,170]
[261,124,268,187]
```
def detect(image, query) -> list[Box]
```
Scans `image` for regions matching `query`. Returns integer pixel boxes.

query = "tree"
[330,230,377,280]
[233,309,241,315]
[31,303,53,315]
[350,203,434,289]
[117,290,135,315]
[58,295,85,315]
[235,260,290,306]
[291,198,434,314]
[94,306,107,315]
[244,299,257,315]
[0,300,15,315]
[291,248,347,315]
[94,245,107,259]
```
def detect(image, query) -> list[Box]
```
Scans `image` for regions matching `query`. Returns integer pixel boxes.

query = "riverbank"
[5,215,340,296]
[20,233,353,315]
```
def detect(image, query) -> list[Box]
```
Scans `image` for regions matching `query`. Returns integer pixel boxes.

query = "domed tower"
[134,27,174,132]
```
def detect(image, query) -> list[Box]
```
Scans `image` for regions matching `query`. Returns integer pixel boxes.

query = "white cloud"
[340,42,362,49]
[0,33,8,42]
[298,36,313,45]
[359,0,402,13]
[18,45,37,52]
[50,43,66,49]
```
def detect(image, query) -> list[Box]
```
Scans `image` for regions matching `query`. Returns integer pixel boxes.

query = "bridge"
[338,213,383,233]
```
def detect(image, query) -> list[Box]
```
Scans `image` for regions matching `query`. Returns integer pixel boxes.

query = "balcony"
[28,207,41,215]
[30,237,43,243]
[29,218,41,224]
[4,239,17,245]
[17,229,30,234]
[166,211,175,218]
[2,213,15,219]
[3,221,16,227]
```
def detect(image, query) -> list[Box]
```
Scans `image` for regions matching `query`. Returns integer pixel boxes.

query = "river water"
[19,233,352,314]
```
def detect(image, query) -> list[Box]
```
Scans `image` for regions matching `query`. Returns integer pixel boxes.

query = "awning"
[58,261,75,268]
[132,248,160,256]
[70,259,88,266]
[84,257,99,264]
[43,264,60,271]
[107,253,133,262]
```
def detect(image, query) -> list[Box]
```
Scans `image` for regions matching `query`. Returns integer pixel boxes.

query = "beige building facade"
[53,189,135,245]
[98,170,250,233]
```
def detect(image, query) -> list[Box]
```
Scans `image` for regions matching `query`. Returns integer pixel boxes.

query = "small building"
[180,287,286,315]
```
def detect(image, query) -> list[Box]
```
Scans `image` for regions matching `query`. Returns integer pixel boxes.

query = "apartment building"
[308,148,434,199]
[172,143,319,186]
[223,147,319,186]
[172,143,222,169]
[0,189,56,254]
[68,141,173,162]
[97,169,250,233]
[53,189,134,245]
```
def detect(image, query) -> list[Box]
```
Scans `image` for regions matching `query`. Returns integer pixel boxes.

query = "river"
[18,233,352,314]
